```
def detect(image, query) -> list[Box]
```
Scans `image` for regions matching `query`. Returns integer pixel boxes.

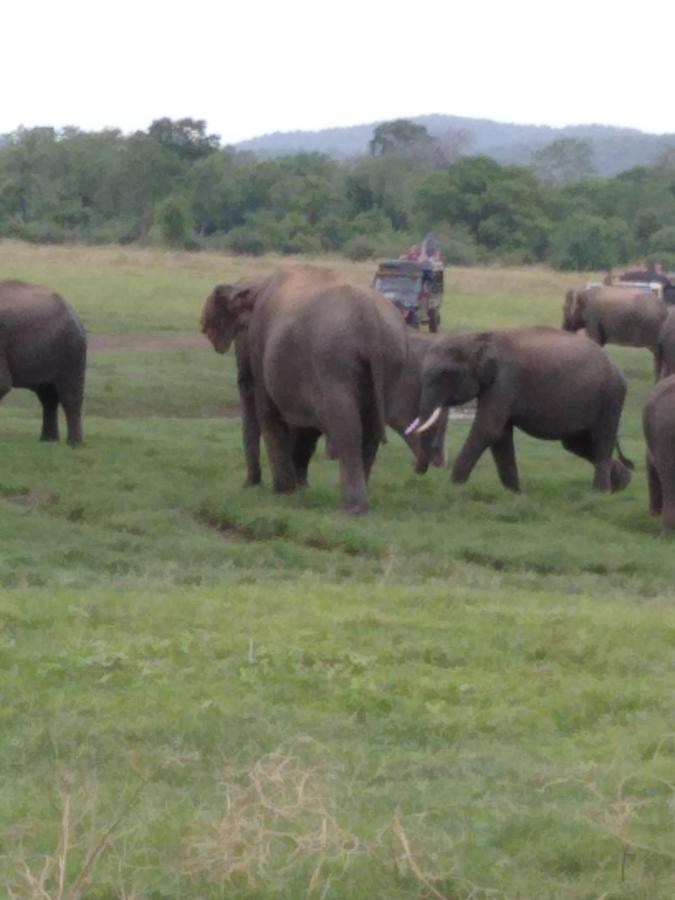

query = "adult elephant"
[562,285,667,378]
[407,327,632,493]
[656,308,675,380]
[643,375,675,534]
[0,280,86,445]
[200,266,447,513]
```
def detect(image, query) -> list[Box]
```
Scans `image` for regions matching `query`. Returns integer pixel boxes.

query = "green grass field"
[2,242,675,899]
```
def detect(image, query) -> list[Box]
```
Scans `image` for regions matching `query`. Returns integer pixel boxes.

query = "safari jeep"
[372,259,442,331]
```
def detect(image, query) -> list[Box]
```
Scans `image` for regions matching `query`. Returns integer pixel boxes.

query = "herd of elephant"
[3,268,675,533]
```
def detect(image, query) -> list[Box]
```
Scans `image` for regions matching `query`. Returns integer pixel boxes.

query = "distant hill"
[236,114,675,176]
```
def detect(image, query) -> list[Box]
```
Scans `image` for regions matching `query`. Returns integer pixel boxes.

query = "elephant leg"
[361,424,381,482]
[325,396,369,515]
[646,454,663,516]
[561,431,612,490]
[451,418,496,485]
[0,355,11,403]
[56,378,84,447]
[238,380,261,487]
[258,396,297,493]
[34,385,60,442]
[430,408,449,467]
[653,350,661,383]
[490,426,520,492]
[291,427,321,488]
[652,451,675,535]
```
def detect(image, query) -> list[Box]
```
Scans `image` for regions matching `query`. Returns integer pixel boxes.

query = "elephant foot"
[414,460,429,475]
[40,434,59,442]
[342,502,368,516]
[431,454,446,468]
[273,483,297,494]
[610,460,632,493]
[243,476,262,488]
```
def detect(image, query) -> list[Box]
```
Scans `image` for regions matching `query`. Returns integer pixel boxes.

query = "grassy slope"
[1,242,675,898]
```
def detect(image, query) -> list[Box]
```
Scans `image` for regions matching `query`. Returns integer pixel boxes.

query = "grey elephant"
[0,280,86,445]
[643,375,675,534]
[407,326,632,493]
[200,266,448,513]
[563,285,667,378]
[656,308,675,380]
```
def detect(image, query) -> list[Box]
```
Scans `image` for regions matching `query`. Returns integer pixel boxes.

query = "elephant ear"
[202,282,258,332]
[472,338,498,387]
[200,281,260,352]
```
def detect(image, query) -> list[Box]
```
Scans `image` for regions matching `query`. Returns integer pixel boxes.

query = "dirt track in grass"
[88,333,207,351]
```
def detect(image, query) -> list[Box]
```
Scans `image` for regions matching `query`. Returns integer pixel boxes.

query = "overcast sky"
[4,0,674,143]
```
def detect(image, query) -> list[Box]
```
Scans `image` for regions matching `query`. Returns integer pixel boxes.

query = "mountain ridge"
[236,113,675,176]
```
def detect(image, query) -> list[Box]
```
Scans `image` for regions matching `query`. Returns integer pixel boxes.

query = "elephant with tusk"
[407,326,633,493]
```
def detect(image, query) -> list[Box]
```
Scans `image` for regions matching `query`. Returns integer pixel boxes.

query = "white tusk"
[415,407,443,434]
[404,417,420,436]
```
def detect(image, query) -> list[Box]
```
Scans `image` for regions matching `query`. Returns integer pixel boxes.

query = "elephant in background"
[643,375,675,534]
[0,280,86,445]
[656,308,675,380]
[407,326,632,493]
[201,266,446,514]
[562,285,667,378]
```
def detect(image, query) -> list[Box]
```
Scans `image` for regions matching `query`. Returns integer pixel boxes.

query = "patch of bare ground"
[87,333,207,351]
[4,488,59,511]
[195,509,363,555]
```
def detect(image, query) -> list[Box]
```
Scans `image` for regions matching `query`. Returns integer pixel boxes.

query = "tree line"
[2,117,675,270]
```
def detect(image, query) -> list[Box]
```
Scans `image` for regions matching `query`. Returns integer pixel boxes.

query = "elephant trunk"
[616,439,634,471]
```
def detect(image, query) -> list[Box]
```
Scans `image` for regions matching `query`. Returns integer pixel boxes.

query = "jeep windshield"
[374,275,421,301]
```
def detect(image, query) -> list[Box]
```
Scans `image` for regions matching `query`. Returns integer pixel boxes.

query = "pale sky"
[4,0,674,143]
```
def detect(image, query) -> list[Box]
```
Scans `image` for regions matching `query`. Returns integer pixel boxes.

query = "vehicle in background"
[613,265,675,303]
[372,233,444,331]
[372,259,442,331]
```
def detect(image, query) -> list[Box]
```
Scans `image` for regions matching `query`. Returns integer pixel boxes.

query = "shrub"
[155,195,197,249]
[648,226,675,255]
[225,226,268,256]
[548,214,634,271]
[343,235,378,261]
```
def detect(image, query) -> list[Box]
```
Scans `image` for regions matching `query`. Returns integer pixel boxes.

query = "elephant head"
[562,289,588,332]
[200,280,261,353]
[407,334,498,435]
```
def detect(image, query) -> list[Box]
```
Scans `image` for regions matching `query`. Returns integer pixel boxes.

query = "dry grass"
[0,239,593,297]
[186,738,363,894]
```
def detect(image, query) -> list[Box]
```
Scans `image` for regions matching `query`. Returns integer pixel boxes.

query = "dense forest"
[3,116,675,270]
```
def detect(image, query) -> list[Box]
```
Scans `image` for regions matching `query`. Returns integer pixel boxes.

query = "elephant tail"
[616,439,634,471]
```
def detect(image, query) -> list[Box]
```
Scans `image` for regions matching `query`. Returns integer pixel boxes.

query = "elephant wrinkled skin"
[201,266,447,514]
[563,286,667,378]
[643,375,675,535]
[411,326,632,493]
[657,308,675,380]
[0,280,86,445]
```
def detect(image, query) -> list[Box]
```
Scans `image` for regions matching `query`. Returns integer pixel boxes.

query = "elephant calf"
[407,326,632,493]
[643,375,675,535]
[0,280,86,445]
